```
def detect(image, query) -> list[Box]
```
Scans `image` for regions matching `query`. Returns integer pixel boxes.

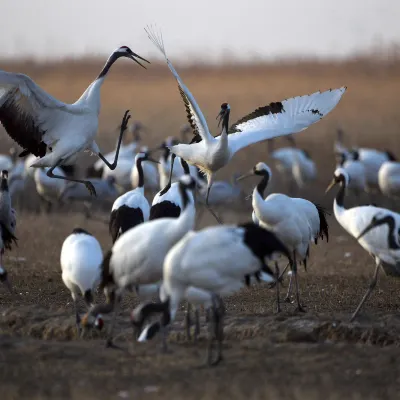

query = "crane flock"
[0,26,398,367]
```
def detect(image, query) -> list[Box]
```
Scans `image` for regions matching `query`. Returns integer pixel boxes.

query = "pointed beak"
[236,171,254,182]
[356,221,377,241]
[129,52,150,69]
[325,178,337,194]
[216,109,225,127]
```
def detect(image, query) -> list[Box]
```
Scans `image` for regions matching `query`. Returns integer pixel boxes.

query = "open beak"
[216,109,225,127]
[129,52,150,69]
[236,171,254,182]
[325,178,337,194]
[356,221,377,241]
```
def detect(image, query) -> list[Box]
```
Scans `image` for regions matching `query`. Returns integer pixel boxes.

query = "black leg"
[185,301,192,341]
[206,185,222,225]
[73,296,81,337]
[350,260,380,322]
[98,110,130,170]
[47,161,96,196]
[194,308,200,342]
[292,252,305,313]
[105,295,122,349]
[205,294,224,367]
[275,262,281,313]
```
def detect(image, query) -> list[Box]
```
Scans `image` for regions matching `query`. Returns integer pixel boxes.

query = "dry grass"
[1,57,400,399]
[0,56,399,183]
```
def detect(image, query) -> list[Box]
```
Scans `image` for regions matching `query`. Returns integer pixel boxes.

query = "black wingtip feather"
[314,204,329,242]
[1,223,18,251]
[149,201,181,221]
[109,205,144,243]
[100,250,114,291]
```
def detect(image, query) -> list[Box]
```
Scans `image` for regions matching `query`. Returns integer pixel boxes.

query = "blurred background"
[1,0,400,186]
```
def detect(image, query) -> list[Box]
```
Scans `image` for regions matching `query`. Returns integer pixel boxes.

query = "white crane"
[237,162,329,311]
[336,151,366,201]
[109,152,158,243]
[150,155,194,220]
[0,170,17,292]
[81,175,197,348]
[133,222,291,365]
[378,161,400,200]
[145,27,346,223]
[334,129,395,193]
[34,167,66,213]
[326,167,400,321]
[60,228,103,335]
[131,146,160,193]
[0,44,149,195]
[269,136,316,194]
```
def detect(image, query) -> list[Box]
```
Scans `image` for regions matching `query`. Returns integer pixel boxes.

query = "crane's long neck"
[333,178,347,220]
[159,153,176,196]
[136,158,145,190]
[1,176,8,192]
[379,216,400,250]
[180,158,190,175]
[172,185,195,235]
[218,109,230,151]
[77,53,119,110]
[252,173,275,223]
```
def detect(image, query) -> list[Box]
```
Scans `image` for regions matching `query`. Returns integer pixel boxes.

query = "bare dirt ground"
[0,58,400,399]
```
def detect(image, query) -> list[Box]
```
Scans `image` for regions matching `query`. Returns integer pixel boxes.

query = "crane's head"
[325,167,349,193]
[216,103,231,127]
[80,312,104,332]
[356,212,392,241]
[112,46,150,69]
[236,162,272,182]
[135,151,159,164]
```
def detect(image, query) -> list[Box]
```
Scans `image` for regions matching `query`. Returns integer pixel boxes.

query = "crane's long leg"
[47,161,97,196]
[275,262,281,313]
[284,273,294,303]
[72,293,81,336]
[292,252,305,312]
[194,308,200,342]
[97,110,130,171]
[205,294,224,367]
[350,259,381,322]
[185,301,192,341]
[206,185,222,225]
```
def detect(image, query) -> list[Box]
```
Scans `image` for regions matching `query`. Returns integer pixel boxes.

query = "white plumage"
[81,175,197,347]
[145,27,346,223]
[0,47,148,195]
[60,228,103,334]
[34,167,66,210]
[109,152,153,243]
[133,222,290,365]
[238,162,329,311]
[378,161,400,199]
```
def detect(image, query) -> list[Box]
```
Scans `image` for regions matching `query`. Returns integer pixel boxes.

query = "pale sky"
[1,0,399,62]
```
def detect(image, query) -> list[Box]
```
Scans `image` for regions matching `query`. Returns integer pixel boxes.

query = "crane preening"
[145,26,346,223]
[0,46,149,196]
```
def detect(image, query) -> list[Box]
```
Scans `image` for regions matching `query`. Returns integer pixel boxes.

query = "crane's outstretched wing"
[145,26,213,144]
[223,87,346,155]
[0,71,83,157]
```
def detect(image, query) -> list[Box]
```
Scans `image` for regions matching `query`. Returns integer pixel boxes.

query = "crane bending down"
[0,46,149,195]
[145,26,346,223]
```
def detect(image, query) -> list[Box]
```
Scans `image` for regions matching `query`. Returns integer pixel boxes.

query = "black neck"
[136,157,145,188]
[380,216,400,249]
[162,146,170,161]
[1,177,8,191]
[222,109,230,133]
[97,53,119,80]
[336,176,346,209]
[180,158,190,175]
[159,153,176,196]
[256,173,269,197]
[179,184,191,209]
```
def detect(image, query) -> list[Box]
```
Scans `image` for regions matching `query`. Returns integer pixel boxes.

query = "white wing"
[145,26,213,143]
[0,70,87,157]
[225,87,347,155]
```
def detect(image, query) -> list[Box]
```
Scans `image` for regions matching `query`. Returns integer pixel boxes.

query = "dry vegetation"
[0,57,400,399]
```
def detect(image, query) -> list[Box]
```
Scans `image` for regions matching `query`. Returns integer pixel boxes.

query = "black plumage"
[109,205,144,243]
[149,201,181,221]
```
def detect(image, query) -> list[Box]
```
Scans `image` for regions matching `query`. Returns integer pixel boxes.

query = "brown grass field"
[0,56,400,399]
